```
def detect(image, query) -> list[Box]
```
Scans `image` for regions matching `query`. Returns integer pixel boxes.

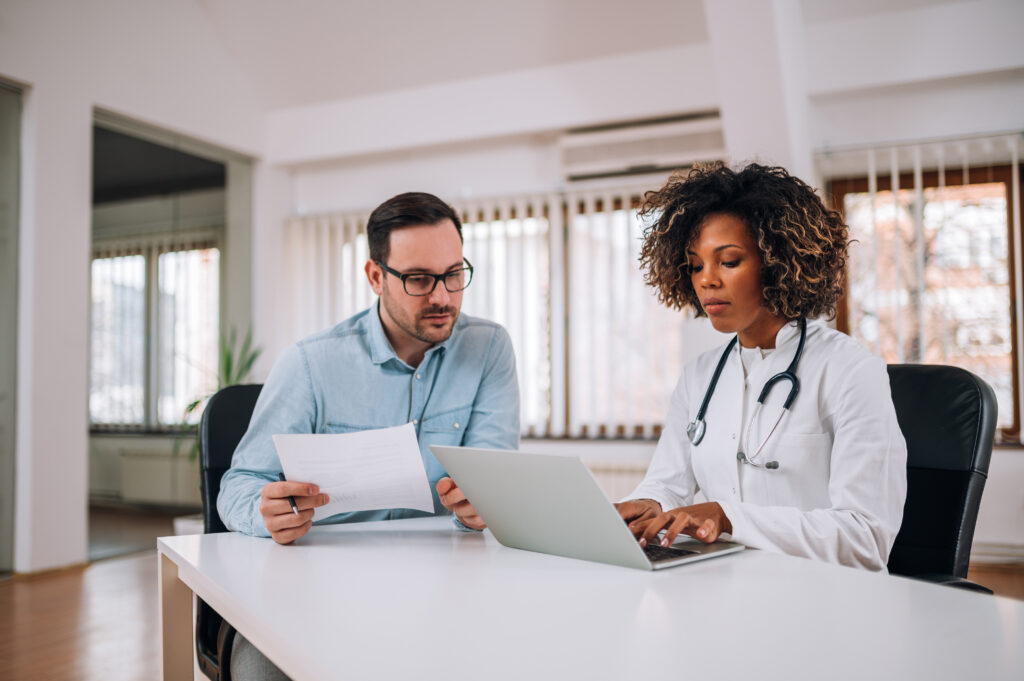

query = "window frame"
[827,163,1022,442]
[89,235,222,434]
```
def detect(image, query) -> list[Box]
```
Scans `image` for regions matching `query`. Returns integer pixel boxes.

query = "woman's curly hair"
[638,162,849,320]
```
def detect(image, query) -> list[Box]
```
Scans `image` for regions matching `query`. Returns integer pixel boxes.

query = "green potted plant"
[175,325,262,460]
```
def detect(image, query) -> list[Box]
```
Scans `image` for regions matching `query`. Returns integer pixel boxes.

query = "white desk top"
[159,516,1024,681]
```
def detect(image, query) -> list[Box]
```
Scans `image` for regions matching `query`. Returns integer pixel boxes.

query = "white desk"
[158,517,1024,681]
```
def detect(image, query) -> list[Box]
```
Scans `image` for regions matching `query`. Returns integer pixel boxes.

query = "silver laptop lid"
[430,445,743,570]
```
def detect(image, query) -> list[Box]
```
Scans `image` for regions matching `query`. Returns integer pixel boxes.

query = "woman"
[616,163,907,570]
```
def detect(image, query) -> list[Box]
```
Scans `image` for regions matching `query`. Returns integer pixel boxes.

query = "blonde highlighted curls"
[638,162,849,320]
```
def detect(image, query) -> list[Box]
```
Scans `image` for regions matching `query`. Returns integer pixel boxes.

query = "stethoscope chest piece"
[686,418,706,446]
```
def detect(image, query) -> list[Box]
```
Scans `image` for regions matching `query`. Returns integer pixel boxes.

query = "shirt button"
[453,422,460,429]
[413,419,419,425]
[416,374,421,379]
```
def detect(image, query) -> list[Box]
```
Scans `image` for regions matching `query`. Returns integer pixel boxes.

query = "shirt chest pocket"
[765,432,831,479]
[420,404,472,445]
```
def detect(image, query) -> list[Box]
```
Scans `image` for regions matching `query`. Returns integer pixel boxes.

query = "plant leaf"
[234,327,253,383]
[236,340,261,383]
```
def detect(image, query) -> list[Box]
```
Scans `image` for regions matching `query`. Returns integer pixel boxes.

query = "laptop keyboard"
[643,543,698,561]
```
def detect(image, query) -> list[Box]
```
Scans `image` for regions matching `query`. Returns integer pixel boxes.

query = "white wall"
[291,135,562,216]
[0,0,263,573]
[266,43,717,166]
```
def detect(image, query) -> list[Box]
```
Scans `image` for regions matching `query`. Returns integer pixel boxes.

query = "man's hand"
[614,498,662,531]
[260,479,330,545]
[632,501,733,547]
[436,477,485,530]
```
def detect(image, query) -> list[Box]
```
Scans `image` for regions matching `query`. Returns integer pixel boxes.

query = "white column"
[251,161,289,376]
[15,85,91,572]
[703,0,814,181]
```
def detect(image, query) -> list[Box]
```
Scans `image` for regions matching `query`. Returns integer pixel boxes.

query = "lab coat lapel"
[700,341,744,500]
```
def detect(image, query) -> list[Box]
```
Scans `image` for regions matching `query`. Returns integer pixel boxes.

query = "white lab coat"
[625,319,907,570]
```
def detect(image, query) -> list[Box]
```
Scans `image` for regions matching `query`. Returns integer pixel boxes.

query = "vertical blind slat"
[603,192,616,436]
[937,150,951,359]
[890,148,904,363]
[867,149,881,355]
[584,193,599,438]
[548,194,567,438]
[1011,137,1023,435]
[913,146,926,361]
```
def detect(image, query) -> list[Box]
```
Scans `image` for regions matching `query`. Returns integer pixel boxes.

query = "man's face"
[368,219,465,350]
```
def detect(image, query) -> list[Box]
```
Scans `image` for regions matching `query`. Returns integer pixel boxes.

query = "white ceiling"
[197,0,707,110]
[195,0,967,111]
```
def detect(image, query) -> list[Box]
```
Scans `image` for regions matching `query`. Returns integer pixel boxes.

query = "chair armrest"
[911,573,994,594]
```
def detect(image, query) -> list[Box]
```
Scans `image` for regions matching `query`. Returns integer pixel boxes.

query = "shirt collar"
[730,318,805,357]
[774,318,804,350]
[366,300,458,366]
[367,300,397,365]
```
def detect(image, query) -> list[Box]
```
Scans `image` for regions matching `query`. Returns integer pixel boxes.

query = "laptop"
[430,445,745,570]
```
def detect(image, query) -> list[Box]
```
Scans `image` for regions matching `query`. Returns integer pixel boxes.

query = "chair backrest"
[196,383,263,681]
[198,383,263,533]
[886,364,996,578]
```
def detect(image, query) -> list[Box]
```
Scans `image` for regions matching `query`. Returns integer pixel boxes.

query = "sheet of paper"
[272,422,433,520]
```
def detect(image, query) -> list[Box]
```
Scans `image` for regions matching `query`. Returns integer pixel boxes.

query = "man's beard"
[410,304,459,343]
[382,295,460,345]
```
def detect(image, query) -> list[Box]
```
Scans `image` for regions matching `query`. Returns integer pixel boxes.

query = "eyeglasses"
[375,258,474,296]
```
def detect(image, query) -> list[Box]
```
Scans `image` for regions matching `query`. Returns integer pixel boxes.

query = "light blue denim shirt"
[218,303,520,537]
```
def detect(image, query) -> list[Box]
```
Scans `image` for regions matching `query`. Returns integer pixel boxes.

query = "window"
[283,185,687,439]
[90,240,220,431]
[564,195,684,438]
[823,138,1022,441]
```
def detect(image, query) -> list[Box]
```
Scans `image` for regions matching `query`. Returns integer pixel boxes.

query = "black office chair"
[886,364,995,593]
[197,383,264,681]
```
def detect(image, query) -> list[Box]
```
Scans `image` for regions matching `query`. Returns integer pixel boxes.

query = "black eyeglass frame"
[375,257,474,296]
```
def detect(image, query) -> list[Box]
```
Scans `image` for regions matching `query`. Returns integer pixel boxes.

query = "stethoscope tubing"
[686,318,807,457]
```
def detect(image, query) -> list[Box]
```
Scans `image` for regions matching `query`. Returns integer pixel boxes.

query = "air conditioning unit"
[559,112,725,182]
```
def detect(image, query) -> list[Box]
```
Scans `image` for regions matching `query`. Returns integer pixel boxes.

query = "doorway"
[88,112,252,560]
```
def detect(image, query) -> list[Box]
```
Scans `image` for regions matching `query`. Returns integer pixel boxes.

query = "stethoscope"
[685,318,806,470]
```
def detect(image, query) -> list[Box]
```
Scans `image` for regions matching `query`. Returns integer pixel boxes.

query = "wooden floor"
[968,562,1024,598]
[87,502,182,561]
[0,552,160,681]
[0,549,1021,681]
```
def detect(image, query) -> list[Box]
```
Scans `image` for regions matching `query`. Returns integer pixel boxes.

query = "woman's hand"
[633,501,733,546]
[614,498,662,532]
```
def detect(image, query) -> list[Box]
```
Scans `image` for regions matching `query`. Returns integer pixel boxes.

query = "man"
[218,191,520,542]
[219,192,519,680]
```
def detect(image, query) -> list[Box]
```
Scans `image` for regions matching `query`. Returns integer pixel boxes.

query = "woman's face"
[687,213,785,348]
